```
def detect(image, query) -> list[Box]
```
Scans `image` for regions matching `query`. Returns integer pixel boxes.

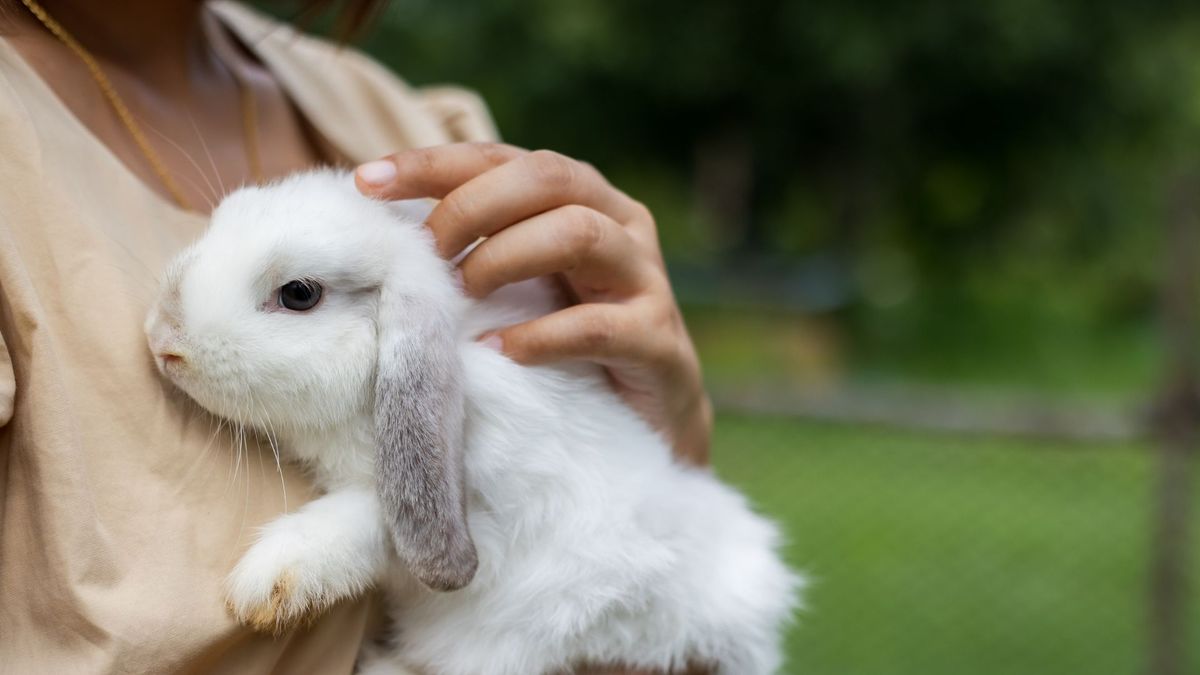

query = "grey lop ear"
[374,288,477,592]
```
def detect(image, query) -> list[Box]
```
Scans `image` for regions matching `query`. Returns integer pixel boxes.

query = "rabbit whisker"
[144,117,220,209]
[188,113,227,201]
[172,405,225,489]
[251,394,289,514]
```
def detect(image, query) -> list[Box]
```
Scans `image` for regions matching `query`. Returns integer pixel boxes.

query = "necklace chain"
[19,0,264,211]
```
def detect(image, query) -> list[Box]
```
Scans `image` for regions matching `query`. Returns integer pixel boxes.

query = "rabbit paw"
[225,532,330,634]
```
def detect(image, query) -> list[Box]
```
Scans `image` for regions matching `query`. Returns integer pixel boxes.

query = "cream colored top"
[0,3,497,673]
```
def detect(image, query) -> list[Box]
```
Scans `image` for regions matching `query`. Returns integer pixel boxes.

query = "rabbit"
[144,169,801,675]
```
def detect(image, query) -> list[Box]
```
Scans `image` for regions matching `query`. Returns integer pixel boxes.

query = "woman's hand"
[355,143,712,464]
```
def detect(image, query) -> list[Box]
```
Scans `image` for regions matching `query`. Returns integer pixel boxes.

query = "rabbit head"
[145,169,478,591]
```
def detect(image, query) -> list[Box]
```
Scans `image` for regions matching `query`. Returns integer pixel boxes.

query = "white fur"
[146,170,801,674]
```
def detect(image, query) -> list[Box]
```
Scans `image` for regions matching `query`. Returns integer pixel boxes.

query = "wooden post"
[1146,174,1200,675]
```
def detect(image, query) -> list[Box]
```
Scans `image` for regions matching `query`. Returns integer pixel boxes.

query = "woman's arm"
[355,142,712,465]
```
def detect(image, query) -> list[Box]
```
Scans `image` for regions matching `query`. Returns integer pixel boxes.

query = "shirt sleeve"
[415,86,501,144]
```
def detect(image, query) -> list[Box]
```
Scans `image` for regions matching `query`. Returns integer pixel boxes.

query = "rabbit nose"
[156,351,185,367]
[154,345,187,367]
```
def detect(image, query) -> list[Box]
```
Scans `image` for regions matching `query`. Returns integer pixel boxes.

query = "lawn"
[711,414,1200,675]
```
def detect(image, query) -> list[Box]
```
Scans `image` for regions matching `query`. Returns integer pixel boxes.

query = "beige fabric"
[0,2,497,673]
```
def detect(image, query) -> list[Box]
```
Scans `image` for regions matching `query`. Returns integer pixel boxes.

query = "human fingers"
[482,300,678,369]
[422,149,642,259]
[457,205,650,300]
[354,142,526,200]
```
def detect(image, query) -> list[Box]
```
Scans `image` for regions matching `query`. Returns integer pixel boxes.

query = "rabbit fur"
[144,170,800,675]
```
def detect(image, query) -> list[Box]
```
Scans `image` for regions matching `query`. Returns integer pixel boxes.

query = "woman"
[0,0,711,672]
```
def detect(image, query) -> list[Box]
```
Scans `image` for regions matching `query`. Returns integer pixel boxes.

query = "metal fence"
[702,185,1199,675]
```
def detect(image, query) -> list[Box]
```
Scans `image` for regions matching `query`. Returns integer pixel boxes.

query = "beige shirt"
[0,3,497,673]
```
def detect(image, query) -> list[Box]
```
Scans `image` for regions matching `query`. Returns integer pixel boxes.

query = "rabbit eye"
[279,280,322,311]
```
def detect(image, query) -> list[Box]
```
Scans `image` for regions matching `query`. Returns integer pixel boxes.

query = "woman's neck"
[5,0,217,92]
[2,0,330,212]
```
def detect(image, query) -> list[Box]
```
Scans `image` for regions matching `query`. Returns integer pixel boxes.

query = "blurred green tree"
[273,0,1200,390]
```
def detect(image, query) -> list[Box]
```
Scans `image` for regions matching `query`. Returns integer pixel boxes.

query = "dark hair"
[293,0,387,41]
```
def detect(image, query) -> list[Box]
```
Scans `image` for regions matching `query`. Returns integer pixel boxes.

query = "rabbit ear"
[374,287,478,592]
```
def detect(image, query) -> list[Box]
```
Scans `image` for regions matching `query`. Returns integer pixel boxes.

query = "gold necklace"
[19,0,264,211]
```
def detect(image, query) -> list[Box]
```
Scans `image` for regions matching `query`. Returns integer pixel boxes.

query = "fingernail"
[480,334,503,352]
[356,160,396,186]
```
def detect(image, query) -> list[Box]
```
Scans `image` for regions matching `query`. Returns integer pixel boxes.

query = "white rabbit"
[144,169,800,675]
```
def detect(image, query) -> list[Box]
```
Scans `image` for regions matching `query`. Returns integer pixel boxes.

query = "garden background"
[277,1,1200,672]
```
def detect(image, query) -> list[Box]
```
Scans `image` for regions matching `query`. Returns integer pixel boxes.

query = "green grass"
[711,414,1200,675]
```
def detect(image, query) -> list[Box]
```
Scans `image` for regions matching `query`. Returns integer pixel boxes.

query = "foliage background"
[346,0,1200,400]
[278,1,1200,672]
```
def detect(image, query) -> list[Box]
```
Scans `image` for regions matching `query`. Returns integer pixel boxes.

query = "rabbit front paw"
[225,530,331,634]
